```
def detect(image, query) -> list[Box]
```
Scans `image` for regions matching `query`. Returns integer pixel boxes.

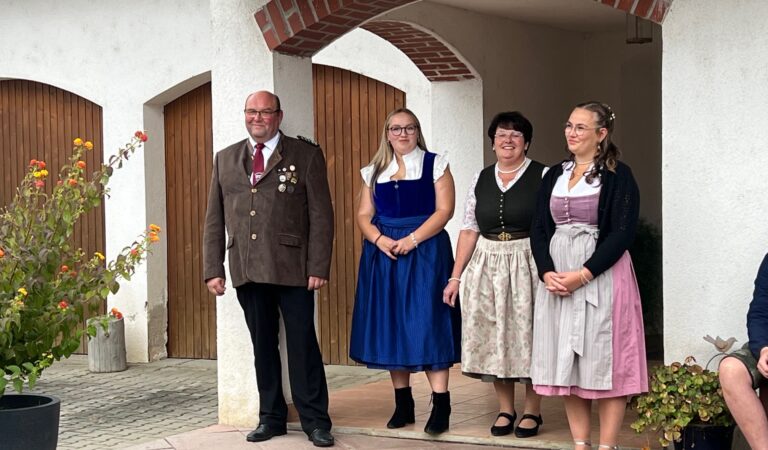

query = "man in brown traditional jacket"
[203,90,335,447]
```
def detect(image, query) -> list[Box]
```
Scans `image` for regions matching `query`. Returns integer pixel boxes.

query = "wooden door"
[313,64,406,365]
[164,82,216,359]
[0,79,106,353]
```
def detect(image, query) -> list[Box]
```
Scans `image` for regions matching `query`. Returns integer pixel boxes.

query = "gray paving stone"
[24,354,388,449]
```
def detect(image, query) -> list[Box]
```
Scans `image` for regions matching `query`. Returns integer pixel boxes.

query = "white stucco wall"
[0,0,212,362]
[662,0,768,364]
[383,2,581,168]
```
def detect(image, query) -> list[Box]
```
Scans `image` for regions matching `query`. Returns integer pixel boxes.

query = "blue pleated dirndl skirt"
[349,214,461,371]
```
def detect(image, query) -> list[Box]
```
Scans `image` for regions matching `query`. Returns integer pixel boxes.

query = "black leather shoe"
[245,424,287,442]
[308,428,335,447]
[490,411,516,436]
[514,413,543,438]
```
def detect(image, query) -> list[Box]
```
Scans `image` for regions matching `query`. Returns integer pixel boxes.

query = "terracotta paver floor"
[315,366,659,449]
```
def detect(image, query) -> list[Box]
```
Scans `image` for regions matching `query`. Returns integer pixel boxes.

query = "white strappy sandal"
[574,440,592,449]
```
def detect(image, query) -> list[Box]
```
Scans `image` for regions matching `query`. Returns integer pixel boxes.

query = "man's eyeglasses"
[564,123,601,136]
[245,109,280,118]
[388,125,419,136]
[494,131,524,140]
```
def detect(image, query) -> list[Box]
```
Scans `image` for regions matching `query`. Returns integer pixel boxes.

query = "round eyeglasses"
[564,123,602,136]
[388,125,419,136]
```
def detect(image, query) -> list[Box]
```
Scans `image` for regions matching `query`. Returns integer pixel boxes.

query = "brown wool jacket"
[202,134,334,287]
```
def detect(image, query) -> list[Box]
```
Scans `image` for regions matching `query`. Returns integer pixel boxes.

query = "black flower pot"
[0,394,60,450]
[673,424,734,450]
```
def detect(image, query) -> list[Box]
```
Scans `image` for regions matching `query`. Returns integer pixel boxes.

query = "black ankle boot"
[387,387,415,429]
[424,391,451,434]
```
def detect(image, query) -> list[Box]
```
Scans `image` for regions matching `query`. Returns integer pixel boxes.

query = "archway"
[0,79,106,352]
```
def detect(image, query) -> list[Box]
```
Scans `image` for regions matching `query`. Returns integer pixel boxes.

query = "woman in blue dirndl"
[350,108,460,435]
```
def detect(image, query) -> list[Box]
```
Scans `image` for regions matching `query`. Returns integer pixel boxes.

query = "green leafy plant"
[0,132,159,394]
[87,306,125,338]
[631,356,734,447]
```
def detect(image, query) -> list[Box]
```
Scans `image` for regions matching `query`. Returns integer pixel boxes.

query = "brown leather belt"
[481,231,529,241]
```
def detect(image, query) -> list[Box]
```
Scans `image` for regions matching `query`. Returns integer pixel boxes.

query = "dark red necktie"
[252,143,265,184]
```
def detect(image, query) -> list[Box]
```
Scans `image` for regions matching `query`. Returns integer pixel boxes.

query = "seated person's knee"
[719,356,751,387]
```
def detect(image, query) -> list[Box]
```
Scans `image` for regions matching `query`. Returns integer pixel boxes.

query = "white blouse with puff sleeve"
[360,148,449,187]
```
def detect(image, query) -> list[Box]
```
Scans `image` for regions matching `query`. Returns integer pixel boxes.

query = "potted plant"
[632,356,735,450]
[0,132,158,450]
[87,307,128,373]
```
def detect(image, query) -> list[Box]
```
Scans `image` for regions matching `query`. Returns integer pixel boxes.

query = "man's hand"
[308,276,328,291]
[206,277,226,296]
[758,347,768,378]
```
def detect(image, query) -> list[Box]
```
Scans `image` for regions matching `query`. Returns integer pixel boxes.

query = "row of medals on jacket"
[278,165,298,193]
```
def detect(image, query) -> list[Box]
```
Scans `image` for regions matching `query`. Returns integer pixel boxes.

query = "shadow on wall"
[631,218,663,360]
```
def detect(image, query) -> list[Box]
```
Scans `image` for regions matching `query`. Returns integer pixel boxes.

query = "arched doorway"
[0,79,106,352]
[164,82,217,359]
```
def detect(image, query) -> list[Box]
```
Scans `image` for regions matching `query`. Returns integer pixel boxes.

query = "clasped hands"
[543,268,593,296]
[375,234,415,260]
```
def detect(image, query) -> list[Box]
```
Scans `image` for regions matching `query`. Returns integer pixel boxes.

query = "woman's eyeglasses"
[388,125,419,136]
[564,123,602,136]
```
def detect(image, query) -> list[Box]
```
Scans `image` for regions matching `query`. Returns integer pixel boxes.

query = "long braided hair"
[567,101,619,184]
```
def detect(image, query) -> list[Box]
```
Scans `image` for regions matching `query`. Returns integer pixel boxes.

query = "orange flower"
[84,141,93,151]
[148,232,160,242]
[0,248,5,258]
[115,312,123,320]
[34,180,45,188]
[110,307,121,316]
[135,131,148,142]
[37,161,46,169]
[77,161,86,169]
[149,224,161,232]
[60,265,69,273]
[73,138,83,146]
[30,159,37,166]
[58,300,69,309]
[68,179,78,187]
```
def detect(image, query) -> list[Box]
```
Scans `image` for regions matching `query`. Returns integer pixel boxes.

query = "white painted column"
[430,79,484,243]
[662,0,768,363]
[210,0,315,427]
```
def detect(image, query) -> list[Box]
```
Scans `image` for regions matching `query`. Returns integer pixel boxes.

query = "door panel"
[313,65,405,365]
[164,82,216,359]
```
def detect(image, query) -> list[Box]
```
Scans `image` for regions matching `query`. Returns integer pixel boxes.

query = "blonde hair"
[367,108,428,192]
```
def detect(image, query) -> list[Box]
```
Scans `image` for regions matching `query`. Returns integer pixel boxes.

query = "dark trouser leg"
[277,286,332,434]
[237,283,288,428]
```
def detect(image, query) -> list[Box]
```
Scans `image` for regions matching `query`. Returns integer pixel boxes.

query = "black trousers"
[236,282,331,434]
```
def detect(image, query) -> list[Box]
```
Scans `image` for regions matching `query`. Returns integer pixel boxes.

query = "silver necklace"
[497,159,527,174]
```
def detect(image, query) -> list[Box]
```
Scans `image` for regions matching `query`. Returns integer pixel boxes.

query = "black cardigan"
[530,160,640,280]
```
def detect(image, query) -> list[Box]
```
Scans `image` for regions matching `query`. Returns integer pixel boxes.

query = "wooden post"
[87,318,127,372]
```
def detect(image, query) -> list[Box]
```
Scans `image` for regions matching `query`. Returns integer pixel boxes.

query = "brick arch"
[254,0,674,61]
[360,21,474,82]
[600,0,673,24]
